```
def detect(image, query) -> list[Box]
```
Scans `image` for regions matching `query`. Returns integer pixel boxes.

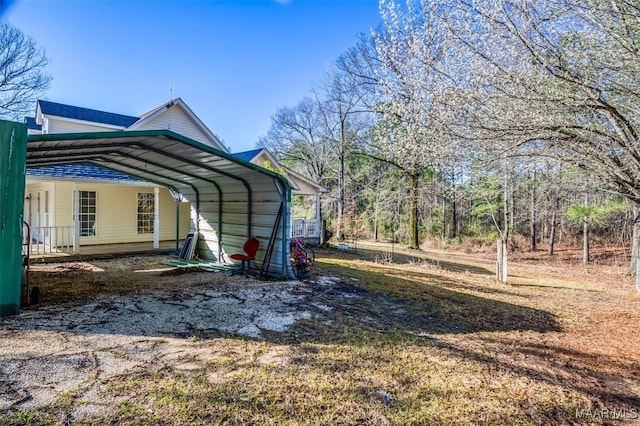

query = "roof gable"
[37,100,139,128]
[128,98,228,152]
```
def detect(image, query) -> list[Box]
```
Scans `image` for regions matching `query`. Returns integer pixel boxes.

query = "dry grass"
[2,245,640,425]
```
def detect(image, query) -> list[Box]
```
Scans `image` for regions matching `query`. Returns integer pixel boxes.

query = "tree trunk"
[450,194,458,239]
[441,178,446,240]
[496,239,502,281]
[450,167,457,239]
[529,171,536,251]
[373,176,380,242]
[548,203,557,256]
[501,158,509,283]
[583,219,590,264]
[409,171,420,249]
[509,166,515,245]
[336,150,345,241]
[629,205,639,274]
[373,218,379,242]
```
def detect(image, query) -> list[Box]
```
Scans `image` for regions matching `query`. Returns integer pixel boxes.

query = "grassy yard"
[2,243,639,425]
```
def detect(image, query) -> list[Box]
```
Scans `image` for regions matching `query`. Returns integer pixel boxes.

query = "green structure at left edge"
[0,120,27,317]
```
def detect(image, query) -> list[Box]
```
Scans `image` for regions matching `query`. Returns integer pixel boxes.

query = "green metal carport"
[1,124,294,316]
[0,121,27,316]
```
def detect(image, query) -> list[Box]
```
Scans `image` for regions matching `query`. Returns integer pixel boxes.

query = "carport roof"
[26,129,293,279]
[26,129,291,206]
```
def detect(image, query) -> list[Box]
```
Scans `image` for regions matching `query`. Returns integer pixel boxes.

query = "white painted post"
[502,239,508,284]
[496,239,502,282]
[153,187,159,249]
[315,194,321,232]
[73,184,80,254]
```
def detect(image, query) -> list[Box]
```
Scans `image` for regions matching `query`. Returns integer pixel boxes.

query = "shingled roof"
[38,100,140,128]
[25,117,41,131]
[233,148,263,162]
[26,163,143,183]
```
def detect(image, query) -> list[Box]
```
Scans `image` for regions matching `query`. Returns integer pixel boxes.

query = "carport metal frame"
[26,129,293,278]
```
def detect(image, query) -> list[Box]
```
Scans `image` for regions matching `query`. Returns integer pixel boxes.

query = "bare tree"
[0,22,51,119]
[314,63,372,240]
[445,0,640,270]
[259,62,372,241]
[258,97,330,185]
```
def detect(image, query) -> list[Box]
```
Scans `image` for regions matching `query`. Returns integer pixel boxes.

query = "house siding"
[134,107,220,149]
[46,118,120,134]
[33,182,190,245]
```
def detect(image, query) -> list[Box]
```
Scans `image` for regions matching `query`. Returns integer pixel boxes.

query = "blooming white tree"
[370,0,462,249]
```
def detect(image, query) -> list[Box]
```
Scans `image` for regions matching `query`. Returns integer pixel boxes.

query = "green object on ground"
[165,260,238,272]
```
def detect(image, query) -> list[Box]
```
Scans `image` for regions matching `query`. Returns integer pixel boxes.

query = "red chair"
[230,238,260,276]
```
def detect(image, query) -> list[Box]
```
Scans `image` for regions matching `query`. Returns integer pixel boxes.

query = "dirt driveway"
[0,256,361,421]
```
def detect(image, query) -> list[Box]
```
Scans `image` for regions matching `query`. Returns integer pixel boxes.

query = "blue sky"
[2,0,381,152]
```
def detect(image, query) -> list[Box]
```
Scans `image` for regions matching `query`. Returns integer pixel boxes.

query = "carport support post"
[73,184,80,254]
[153,186,159,249]
[175,197,180,252]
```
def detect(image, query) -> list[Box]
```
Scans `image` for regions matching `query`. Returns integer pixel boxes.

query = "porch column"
[73,184,80,254]
[153,187,160,249]
[315,194,321,239]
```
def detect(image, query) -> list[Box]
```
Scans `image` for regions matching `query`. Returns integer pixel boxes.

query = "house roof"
[233,148,263,162]
[37,100,139,128]
[234,148,328,194]
[27,163,143,183]
[25,117,41,131]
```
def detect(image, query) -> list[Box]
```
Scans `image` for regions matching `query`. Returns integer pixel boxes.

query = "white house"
[24,98,325,256]
[232,147,327,242]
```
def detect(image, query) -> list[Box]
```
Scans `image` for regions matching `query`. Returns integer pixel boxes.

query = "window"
[137,192,155,234]
[79,191,96,237]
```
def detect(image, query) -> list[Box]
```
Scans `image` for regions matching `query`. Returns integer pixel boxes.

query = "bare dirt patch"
[0,256,363,421]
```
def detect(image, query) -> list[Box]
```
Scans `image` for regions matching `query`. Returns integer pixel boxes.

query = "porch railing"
[23,225,75,255]
[291,218,319,239]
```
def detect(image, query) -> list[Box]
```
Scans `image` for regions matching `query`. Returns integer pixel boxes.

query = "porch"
[23,224,178,261]
[25,218,322,261]
[290,218,321,243]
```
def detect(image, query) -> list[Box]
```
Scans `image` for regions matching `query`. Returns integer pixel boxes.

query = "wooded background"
[258,0,640,272]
